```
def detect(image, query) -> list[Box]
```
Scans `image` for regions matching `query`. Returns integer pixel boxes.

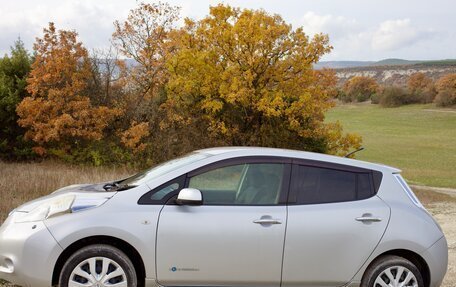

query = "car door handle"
[253,219,282,225]
[355,216,382,222]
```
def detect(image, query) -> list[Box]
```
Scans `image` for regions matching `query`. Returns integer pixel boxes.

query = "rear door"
[282,162,390,286]
[156,158,291,287]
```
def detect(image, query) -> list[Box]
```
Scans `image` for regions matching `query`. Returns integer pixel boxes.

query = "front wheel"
[361,255,424,287]
[59,244,137,287]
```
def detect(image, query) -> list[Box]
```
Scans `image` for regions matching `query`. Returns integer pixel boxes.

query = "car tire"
[361,255,424,287]
[59,244,137,287]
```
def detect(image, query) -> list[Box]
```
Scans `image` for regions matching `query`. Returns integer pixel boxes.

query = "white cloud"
[295,12,438,60]
[0,0,133,55]
[299,11,359,40]
[0,0,451,60]
[371,19,431,51]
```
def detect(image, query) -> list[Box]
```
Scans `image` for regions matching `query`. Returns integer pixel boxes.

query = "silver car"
[0,147,448,287]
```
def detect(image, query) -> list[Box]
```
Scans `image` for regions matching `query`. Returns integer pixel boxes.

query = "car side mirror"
[176,188,203,206]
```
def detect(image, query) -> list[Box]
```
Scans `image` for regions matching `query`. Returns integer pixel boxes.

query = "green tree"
[0,39,33,159]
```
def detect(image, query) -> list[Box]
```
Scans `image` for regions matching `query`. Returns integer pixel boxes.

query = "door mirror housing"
[176,188,203,205]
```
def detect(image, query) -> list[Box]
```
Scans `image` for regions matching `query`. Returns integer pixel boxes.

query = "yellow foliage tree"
[16,23,120,154]
[166,5,361,155]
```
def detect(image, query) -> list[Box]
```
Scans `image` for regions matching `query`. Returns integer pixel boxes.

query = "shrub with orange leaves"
[407,72,436,103]
[434,74,456,107]
[16,23,120,154]
[342,76,379,102]
[120,122,150,153]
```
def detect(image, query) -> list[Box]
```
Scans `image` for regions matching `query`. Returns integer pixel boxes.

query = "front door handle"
[355,216,382,222]
[253,219,282,225]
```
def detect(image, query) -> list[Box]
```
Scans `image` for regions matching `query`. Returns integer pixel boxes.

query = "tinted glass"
[138,175,187,204]
[293,165,373,204]
[357,173,373,200]
[189,163,284,205]
[150,182,181,201]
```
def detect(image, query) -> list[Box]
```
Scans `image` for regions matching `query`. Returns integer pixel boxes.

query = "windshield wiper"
[103,181,136,192]
[103,182,119,191]
[115,184,137,191]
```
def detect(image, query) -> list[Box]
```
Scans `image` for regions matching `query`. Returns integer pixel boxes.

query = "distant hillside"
[373,58,422,66]
[315,58,456,70]
[314,61,373,69]
[335,62,456,86]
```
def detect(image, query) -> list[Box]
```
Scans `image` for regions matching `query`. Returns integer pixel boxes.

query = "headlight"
[15,194,109,223]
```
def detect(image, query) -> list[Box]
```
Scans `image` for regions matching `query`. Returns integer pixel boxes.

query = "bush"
[435,89,456,107]
[343,76,379,102]
[434,74,456,107]
[370,93,380,104]
[407,72,436,104]
[378,86,416,107]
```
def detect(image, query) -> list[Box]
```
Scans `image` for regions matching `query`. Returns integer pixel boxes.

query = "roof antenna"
[345,147,364,158]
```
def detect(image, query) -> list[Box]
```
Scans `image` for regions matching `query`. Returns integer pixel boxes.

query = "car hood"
[15,183,116,212]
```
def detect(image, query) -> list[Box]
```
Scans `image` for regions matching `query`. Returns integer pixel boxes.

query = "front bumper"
[0,213,63,287]
[420,235,448,287]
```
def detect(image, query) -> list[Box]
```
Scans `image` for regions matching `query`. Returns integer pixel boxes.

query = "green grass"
[326,103,456,188]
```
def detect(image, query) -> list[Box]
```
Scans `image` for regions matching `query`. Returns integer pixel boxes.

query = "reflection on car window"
[121,153,210,186]
[151,183,180,200]
[189,163,284,205]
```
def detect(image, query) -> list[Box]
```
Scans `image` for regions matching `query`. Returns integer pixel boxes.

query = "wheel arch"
[362,249,430,287]
[51,235,146,287]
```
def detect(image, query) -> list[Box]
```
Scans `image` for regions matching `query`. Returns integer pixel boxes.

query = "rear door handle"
[253,219,282,225]
[355,216,382,222]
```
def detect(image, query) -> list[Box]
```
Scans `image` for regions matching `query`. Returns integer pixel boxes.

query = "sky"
[0,0,455,61]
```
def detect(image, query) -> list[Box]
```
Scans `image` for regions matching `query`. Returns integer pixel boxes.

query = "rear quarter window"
[292,165,375,205]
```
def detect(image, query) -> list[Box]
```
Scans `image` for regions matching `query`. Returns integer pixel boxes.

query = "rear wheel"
[59,244,137,287]
[361,255,424,287]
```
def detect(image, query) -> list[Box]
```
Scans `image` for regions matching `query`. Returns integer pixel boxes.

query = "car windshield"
[119,152,210,187]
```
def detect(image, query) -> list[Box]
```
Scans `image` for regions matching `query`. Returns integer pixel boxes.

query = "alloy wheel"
[374,265,418,287]
[68,256,128,287]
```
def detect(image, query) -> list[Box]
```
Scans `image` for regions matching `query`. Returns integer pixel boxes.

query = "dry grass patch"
[412,185,456,206]
[0,161,133,223]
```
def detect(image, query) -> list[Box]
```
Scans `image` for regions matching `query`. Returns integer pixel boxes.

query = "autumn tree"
[166,5,361,155]
[342,76,379,102]
[112,2,179,116]
[87,47,126,107]
[110,2,181,158]
[434,74,456,107]
[16,23,120,156]
[407,72,436,103]
[0,39,33,159]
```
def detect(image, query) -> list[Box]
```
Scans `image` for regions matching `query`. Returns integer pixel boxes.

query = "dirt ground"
[427,201,456,287]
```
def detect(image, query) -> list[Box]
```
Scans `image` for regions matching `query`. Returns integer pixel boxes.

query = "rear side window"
[292,165,375,204]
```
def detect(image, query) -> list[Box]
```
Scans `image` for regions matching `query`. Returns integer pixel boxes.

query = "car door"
[156,158,291,287]
[281,162,390,287]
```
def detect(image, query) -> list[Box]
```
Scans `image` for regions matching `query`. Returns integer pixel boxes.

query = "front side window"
[188,163,285,205]
[292,165,374,204]
[138,175,187,204]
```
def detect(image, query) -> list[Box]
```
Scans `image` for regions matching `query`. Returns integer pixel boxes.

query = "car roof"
[196,146,401,173]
